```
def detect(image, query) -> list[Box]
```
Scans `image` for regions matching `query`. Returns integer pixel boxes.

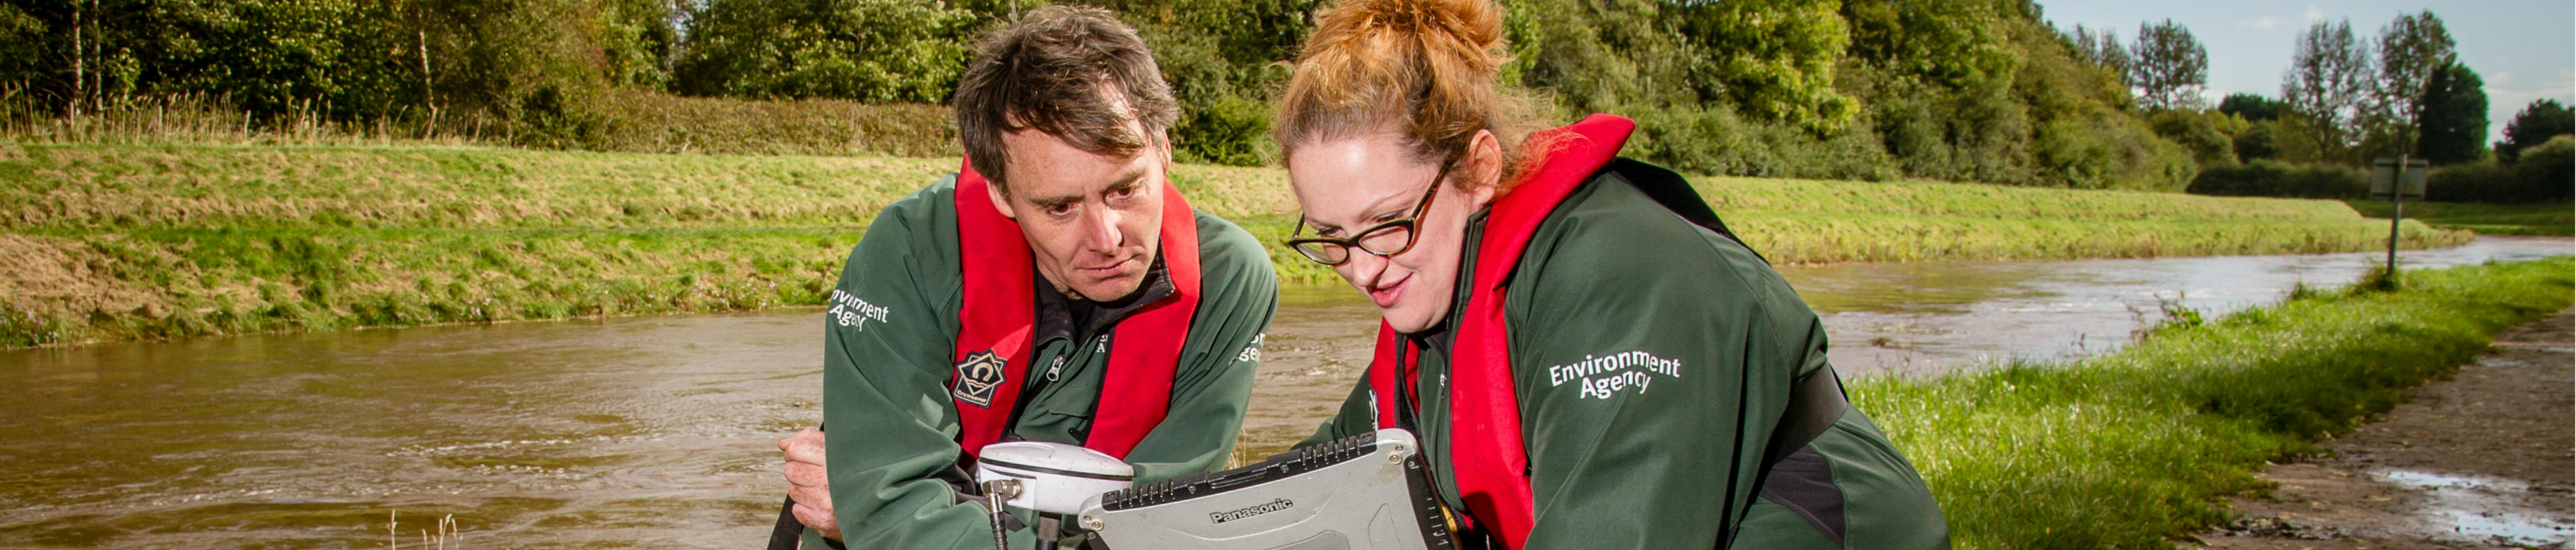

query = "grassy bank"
[1851,257,2576,548]
[2345,199,2575,236]
[1,142,2475,346]
[0,228,846,346]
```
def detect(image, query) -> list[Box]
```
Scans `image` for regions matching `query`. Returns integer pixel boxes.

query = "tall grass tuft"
[385,509,463,550]
[0,91,956,157]
[0,93,486,149]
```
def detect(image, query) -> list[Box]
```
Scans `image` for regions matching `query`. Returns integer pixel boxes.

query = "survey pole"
[2387,153,2405,277]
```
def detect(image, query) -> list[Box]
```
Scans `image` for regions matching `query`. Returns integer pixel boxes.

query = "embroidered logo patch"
[953,350,1008,408]
[1546,350,1685,400]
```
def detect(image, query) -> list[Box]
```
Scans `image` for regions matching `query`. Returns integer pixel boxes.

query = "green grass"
[2346,199,2575,236]
[0,141,2480,346]
[1698,176,2473,264]
[0,228,849,347]
[1852,257,2576,549]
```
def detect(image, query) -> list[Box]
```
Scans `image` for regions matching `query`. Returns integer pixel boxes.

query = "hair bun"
[1327,0,1505,73]
[1342,0,1503,50]
[1277,0,1535,180]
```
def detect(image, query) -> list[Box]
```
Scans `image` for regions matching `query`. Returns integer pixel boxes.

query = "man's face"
[988,127,1169,301]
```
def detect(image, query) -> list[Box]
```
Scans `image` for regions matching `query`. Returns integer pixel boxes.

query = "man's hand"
[780,428,840,541]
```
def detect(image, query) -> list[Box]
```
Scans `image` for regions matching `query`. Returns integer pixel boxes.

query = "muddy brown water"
[2,237,2567,548]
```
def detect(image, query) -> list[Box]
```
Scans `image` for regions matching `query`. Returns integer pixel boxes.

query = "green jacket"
[1301,165,1949,549]
[808,176,1278,549]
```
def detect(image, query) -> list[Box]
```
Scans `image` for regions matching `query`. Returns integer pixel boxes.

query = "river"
[1,237,2566,548]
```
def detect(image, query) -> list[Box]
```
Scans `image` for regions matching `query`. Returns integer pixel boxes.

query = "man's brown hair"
[953,5,1178,191]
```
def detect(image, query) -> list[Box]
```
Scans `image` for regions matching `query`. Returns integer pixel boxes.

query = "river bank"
[2199,310,2572,548]
[1858,257,2575,549]
[2348,199,2576,237]
[2,141,2474,347]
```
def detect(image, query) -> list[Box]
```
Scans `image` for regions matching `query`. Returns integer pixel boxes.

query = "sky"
[2041,0,2575,145]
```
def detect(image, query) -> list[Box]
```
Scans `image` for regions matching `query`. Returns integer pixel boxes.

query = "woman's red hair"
[1273,0,1543,186]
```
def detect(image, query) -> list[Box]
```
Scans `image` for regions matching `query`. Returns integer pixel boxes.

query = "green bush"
[2186,160,2367,198]
[2521,136,2576,199]
[2424,135,2574,203]
[1626,104,1899,181]
[2231,121,2280,161]
[670,0,978,103]
[2033,112,2199,191]
[2147,109,2241,168]
[1850,65,2036,186]
[1173,93,1276,166]
[1124,1,1301,167]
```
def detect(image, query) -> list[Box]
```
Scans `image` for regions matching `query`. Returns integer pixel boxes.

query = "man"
[773,6,1277,548]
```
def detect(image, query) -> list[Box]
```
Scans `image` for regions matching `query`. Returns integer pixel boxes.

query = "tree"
[2281,19,2375,163]
[1840,0,2015,88]
[2231,119,2281,161]
[2373,10,2456,154]
[2129,19,2206,110]
[0,0,659,128]
[2219,93,2290,121]
[672,0,978,102]
[2413,62,2486,164]
[1512,0,1696,114]
[1666,0,1857,133]
[2071,25,2131,85]
[2497,99,2575,164]
[1108,0,1319,165]
[2147,108,2237,166]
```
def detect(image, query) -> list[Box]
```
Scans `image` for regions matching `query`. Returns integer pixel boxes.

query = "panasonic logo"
[1208,499,1293,524]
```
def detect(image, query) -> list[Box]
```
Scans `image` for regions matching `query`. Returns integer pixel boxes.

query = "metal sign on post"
[2370,156,2432,278]
[2371,158,2429,199]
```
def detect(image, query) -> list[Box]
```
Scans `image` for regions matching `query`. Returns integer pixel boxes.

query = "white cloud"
[2238,16,2283,30]
[2304,5,2325,22]
[2491,71,2515,87]
[2483,69,2576,142]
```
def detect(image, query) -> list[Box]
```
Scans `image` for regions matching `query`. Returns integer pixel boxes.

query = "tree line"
[0,0,2564,199]
[0,0,677,128]
[2071,10,2568,202]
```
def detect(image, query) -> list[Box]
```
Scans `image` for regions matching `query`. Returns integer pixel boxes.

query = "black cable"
[765,424,821,550]
[764,496,803,550]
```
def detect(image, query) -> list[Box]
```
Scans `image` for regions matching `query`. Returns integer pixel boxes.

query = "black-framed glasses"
[1286,163,1450,266]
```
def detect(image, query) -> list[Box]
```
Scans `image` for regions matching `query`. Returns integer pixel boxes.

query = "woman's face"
[1287,131,1498,334]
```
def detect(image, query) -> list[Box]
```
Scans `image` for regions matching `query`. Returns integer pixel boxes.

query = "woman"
[1276,0,1950,548]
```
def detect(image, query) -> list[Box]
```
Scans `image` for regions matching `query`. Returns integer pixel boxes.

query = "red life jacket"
[1365,114,1635,549]
[949,157,1202,461]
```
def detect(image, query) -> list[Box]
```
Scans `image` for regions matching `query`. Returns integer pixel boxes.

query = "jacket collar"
[1033,254,1174,345]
